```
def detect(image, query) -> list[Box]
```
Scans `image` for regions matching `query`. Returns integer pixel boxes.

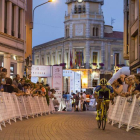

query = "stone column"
[55,48,58,64]
[7,1,12,35]
[108,42,111,70]
[17,56,24,78]
[4,54,11,77]
[101,41,105,70]
[19,9,24,39]
[14,6,19,38]
[0,0,5,32]
[85,41,90,68]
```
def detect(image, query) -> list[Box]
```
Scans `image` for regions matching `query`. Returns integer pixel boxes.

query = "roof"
[33,37,64,49]
[104,31,123,40]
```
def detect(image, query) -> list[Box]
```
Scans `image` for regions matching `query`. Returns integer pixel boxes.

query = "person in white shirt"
[120,74,128,93]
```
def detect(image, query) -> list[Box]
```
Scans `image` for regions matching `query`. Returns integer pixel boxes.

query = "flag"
[75,52,77,65]
[82,52,84,65]
[70,50,72,68]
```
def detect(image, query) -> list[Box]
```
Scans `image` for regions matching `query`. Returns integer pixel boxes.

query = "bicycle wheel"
[102,106,106,130]
[97,119,101,129]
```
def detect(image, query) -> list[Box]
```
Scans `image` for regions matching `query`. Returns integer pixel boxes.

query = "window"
[93,27,95,36]
[93,52,98,63]
[42,58,44,65]
[93,27,99,37]
[12,4,14,36]
[76,52,83,66]
[59,54,61,64]
[134,35,138,60]
[47,57,49,65]
[65,27,69,38]
[53,56,55,65]
[18,8,21,38]
[4,1,7,33]
[114,53,119,66]
[37,59,39,65]
[78,5,81,13]
[92,80,98,87]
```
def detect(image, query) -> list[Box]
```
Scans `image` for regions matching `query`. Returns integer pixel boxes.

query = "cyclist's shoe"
[96,116,99,121]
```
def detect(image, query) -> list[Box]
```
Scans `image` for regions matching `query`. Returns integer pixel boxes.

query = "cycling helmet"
[100,78,107,85]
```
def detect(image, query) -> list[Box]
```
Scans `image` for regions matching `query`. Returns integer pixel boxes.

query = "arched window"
[93,27,95,36]
[96,28,98,36]
[65,28,67,37]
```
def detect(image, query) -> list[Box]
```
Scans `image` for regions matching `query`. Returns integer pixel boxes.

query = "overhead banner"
[52,66,63,103]
[31,65,51,77]
[75,72,81,92]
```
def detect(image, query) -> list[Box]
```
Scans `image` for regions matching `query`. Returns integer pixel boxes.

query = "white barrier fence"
[0,92,55,131]
[108,95,140,131]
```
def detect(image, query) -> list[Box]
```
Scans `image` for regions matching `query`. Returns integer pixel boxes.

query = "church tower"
[64,0,104,39]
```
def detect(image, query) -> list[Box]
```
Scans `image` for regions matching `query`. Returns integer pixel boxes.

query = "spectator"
[28,74,31,80]
[86,93,90,110]
[120,74,128,93]
[83,91,87,111]
[133,74,140,97]
[3,78,14,93]
[74,92,80,111]
[53,97,59,111]
[13,74,20,88]
[80,93,84,111]
[18,78,25,91]
[124,75,135,97]
[112,78,123,96]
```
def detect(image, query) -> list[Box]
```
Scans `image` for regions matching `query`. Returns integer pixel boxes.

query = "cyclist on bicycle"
[94,78,114,121]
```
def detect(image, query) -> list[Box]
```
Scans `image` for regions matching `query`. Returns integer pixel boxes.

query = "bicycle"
[97,98,110,130]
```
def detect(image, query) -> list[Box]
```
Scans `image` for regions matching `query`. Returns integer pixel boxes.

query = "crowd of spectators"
[0,66,57,106]
[111,74,140,99]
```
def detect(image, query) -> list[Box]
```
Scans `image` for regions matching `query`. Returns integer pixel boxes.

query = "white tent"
[108,67,130,84]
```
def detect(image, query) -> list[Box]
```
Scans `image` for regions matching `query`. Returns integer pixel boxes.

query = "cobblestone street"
[0,111,139,140]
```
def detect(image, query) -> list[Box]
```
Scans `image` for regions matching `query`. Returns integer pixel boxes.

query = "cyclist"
[94,78,114,120]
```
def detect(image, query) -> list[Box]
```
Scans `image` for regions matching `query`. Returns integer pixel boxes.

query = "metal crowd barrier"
[0,92,55,131]
[108,95,140,131]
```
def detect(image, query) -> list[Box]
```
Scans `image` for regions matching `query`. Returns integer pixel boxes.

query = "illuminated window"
[93,52,98,63]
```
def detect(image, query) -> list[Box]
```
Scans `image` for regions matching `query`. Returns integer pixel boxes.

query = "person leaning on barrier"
[112,78,123,96]
[133,74,140,98]
[123,75,135,97]
[13,74,20,88]
[3,78,14,93]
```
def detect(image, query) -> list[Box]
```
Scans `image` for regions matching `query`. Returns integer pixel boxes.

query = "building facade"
[33,0,126,89]
[0,0,32,78]
[123,0,140,74]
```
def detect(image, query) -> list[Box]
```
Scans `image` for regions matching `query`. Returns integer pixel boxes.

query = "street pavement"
[0,111,139,140]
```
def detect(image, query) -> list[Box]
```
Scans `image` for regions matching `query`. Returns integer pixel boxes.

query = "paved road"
[0,111,139,140]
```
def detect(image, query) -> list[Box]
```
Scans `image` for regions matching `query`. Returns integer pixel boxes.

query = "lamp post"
[32,0,55,29]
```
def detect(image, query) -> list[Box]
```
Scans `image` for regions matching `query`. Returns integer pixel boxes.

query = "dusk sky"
[33,0,123,47]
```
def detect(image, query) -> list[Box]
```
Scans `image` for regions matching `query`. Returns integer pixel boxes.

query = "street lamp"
[32,0,55,29]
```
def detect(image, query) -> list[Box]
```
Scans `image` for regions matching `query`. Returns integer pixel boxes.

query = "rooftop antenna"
[111,17,115,26]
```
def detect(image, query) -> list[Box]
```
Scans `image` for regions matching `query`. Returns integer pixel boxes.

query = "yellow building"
[33,0,126,90]
[123,0,140,74]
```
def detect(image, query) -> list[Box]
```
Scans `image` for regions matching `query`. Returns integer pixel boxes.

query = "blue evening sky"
[33,0,123,47]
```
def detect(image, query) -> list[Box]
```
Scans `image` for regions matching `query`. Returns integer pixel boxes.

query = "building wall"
[33,0,125,88]
[0,0,32,77]
[123,0,140,73]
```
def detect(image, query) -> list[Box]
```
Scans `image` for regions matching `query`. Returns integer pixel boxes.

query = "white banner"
[52,66,63,103]
[70,71,75,94]
[75,72,81,92]
[31,65,51,77]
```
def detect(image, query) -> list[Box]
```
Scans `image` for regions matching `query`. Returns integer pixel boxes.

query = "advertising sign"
[52,66,63,103]
[75,72,81,92]
[63,70,73,77]
[31,65,51,77]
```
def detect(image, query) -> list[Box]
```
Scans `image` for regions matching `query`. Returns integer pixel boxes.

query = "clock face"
[78,0,83,3]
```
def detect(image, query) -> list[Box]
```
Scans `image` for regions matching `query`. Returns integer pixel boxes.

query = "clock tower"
[64,0,104,69]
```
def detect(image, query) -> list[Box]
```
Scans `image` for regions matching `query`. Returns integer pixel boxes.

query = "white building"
[33,0,127,90]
